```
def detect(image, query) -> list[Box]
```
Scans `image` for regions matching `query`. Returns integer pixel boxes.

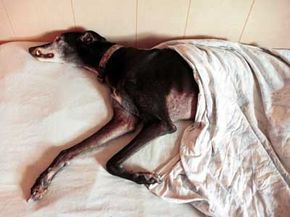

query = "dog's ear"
[80,31,106,44]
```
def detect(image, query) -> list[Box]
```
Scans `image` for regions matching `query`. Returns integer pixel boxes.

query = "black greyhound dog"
[28,30,199,201]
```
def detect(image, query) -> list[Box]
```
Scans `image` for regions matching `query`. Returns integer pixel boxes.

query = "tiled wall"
[0,0,289,48]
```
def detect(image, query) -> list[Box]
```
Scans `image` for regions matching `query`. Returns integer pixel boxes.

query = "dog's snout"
[28,46,55,59]
[28,43,54,57]
[28,46,36,55]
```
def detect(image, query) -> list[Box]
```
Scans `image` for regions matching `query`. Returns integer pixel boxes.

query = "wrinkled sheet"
[149,40,290,216]
[0,42,202,217]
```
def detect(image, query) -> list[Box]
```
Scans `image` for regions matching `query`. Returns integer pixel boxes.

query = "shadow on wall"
[136,34,228,48]
[0,27,231,48]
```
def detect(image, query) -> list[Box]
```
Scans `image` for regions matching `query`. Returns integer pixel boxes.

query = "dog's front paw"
[134,172,162,185]
[29,182,49,201]
[28,172,52,201]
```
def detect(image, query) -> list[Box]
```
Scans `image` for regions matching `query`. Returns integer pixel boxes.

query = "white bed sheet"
[149,40,290,216]
[0,42,203,217]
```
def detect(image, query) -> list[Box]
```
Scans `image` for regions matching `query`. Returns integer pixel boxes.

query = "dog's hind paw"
[134,172,163,185]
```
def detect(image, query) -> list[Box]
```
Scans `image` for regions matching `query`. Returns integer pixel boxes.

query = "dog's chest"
[111,88,122,105]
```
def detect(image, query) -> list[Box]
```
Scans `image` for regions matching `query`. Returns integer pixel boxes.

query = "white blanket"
[149,40,290,216]
[0,42,202,217]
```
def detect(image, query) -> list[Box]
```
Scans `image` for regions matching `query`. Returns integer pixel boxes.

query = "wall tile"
[137,0,190,48]
[73,0,137,46]
[0,0,14,41]
[241,0,290,48]
[3,0,74,40]
[0,0,289,48]
[185,0,253,41]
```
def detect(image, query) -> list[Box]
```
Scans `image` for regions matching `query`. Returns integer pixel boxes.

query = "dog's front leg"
[29,102,138,201]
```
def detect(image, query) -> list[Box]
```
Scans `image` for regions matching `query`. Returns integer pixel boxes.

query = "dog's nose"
[28,47,35,54]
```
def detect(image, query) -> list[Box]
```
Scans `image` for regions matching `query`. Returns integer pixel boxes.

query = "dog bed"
[0,42,202,217]
[149,40,290,216]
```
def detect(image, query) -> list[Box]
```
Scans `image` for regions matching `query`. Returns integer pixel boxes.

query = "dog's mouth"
[29,47,55,59]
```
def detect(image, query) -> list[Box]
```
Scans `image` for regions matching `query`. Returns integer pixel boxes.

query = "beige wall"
[0,0,289,48]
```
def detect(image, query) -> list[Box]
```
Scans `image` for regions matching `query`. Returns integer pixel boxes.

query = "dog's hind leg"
[29,101,139,201]
[106,120,176,185]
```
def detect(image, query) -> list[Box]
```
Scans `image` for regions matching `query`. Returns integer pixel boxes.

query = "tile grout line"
[239,0,255,42]
[135,0,139,47]
[1,0,16,37]
[70,0,77,27]
[183,0,192,38]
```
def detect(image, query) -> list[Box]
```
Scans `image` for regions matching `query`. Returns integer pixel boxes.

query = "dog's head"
[28,31,107,66]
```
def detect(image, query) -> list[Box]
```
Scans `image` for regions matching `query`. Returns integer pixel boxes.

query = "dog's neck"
[98,44,123,71]
[96,44,123,79]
